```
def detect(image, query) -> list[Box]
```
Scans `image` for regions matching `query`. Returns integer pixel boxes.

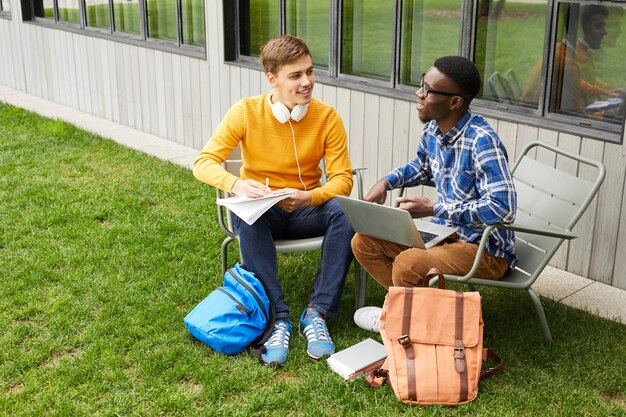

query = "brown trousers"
[351,233,509,289]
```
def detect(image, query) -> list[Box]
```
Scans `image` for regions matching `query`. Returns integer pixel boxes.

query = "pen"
[266,178,269,190]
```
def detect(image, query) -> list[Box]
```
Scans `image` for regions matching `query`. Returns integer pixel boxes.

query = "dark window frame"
[225,0,625,143]
[21,0,206,58]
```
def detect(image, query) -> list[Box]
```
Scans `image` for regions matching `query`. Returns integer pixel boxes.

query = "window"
[26,0,206,52]
[286,0,329,70]
[229,0,626,142]
[341,0,394,82]
[550,3,625,126]
[0,0,11,17]
[400,0,462,87]
[474,0,549,108]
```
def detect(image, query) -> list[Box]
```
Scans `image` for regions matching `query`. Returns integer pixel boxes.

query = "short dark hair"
[259,35,312,75]
[433,56,481,104]
[581,5,609,33]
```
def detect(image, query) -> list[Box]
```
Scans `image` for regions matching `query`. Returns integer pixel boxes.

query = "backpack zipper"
[228,268,269,321]
[217,288,251,317]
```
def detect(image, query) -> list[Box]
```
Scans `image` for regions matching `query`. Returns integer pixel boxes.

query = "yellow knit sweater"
[193,93,353,206]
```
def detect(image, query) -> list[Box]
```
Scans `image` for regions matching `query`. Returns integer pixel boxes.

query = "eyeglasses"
[419,74,466,102]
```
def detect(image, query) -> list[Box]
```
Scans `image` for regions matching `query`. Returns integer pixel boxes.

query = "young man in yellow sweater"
[193,35,354,366]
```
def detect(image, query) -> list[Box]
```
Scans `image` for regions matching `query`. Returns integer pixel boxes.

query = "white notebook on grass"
[327,338,387,381]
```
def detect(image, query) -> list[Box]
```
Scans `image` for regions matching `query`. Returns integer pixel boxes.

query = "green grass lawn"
[1,102,625,416]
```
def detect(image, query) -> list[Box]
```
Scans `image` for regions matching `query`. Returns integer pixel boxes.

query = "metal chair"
[428,141,606,343]
[216,158,368,309]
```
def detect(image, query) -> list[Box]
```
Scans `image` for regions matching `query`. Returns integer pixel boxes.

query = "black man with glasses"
[351,56,517,331]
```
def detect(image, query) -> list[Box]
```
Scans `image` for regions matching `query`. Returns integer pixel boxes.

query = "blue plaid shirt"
[384,112,517,267]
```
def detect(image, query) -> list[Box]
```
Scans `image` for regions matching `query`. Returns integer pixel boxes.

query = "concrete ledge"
[2,83,625,325]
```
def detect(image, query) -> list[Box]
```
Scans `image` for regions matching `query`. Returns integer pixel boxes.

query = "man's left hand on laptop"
[395,196,434,218]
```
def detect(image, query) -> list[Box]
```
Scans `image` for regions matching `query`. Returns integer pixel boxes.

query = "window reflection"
[182,0,205,46]
[239,0,279,57]
[57,0,80,23]
[400,0,462,87]
[113,0,140,35]
[341,0,393,81]
[551,3,625,123]
[475,0,548,106]
[286,0,329,70]
[86,0,110,30]
[147,0,178,42]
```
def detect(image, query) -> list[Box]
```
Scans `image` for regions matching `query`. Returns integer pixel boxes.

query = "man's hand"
[365,179,389,204]
[231,178,271,198]
[274,189,312,212]
[396,196,434,218]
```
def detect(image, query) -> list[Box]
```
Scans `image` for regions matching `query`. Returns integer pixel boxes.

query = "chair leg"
[221,236,235,275]
[354,262,368,309]
[527,287,553,343]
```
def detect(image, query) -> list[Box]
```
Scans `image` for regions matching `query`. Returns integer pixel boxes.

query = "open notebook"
[217,191,294,225]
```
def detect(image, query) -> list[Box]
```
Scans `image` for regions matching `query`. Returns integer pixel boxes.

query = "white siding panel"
[189,58,203,149]
[154,51,168,138]
[514,124,539,161]
[362,94,380,192]
[107,41,120,123]
[551,133,581,269]
[129,45,142,130]
[536,128,558,165]
[335,87,349,139]
[613,144,626,290]
[138,47,151,134]
[377,97,395,204]
[180,55,193,147]
[161,52,175,141]
[249,68,261,97]
[589,142,625,284]
[391,100,411,174]
[322,85,337,109]
[348,90,365,171]
[76,35,89,112]
[115,44,129,126]
[497,120,517,156]
[568,138,604,277]
[199,59,212,149]
[171,54,185,144]
[100,39,113,121]
[229,65,241,106]
[240,67,250,99]
[145,50,159,136]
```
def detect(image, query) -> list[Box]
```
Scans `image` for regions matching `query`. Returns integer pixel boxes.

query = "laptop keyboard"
[419,230,438,244]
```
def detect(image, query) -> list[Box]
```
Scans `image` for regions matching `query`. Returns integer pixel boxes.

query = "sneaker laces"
[303,316,332,343]
[266,321,290,348]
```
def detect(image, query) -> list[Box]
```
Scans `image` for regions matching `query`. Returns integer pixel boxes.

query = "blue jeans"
[233,198,354,320]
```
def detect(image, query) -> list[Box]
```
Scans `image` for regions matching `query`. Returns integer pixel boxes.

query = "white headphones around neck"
[268,91,309,124]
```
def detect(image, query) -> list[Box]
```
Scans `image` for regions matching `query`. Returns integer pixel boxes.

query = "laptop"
[336,196,457,249]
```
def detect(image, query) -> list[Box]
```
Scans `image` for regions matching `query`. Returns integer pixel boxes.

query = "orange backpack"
[366,268,503,405]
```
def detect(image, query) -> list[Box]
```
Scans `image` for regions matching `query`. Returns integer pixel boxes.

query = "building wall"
[1,3,625,289]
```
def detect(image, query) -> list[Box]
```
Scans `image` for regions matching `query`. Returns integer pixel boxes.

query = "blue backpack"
[184,263,275,356]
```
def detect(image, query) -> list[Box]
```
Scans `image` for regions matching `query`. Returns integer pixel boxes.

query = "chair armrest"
[497,223,577,240]
[440,222,575,283]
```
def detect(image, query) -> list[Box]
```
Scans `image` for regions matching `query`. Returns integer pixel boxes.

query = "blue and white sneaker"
[299,308,335,359]
[260,319,291,366]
